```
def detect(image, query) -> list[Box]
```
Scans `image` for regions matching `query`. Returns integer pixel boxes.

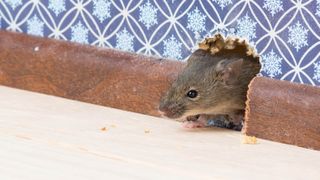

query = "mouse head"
[159,49,244,120]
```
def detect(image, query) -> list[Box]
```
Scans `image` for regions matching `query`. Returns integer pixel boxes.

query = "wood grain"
[0,30,184,116]
[0,85,320,179]
[244,77,320,150]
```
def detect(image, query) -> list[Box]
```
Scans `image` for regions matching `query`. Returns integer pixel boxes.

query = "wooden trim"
[0,30,184,116]
[1,31,319,150]
[244,77,320,150]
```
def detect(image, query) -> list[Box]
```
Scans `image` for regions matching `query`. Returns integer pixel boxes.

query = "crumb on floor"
[144,129,150,133]
[242,135,257,144]
[101,127,108,131]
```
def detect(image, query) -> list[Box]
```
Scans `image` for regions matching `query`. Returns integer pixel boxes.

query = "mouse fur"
[159,34,261,125]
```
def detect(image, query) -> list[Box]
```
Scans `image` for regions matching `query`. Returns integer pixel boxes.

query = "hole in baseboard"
[159,34,261,131]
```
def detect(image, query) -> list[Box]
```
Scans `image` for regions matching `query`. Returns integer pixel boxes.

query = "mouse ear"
[217,59,243,85]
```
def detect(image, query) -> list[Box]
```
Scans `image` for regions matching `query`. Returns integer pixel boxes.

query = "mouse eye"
[186,90,198,99]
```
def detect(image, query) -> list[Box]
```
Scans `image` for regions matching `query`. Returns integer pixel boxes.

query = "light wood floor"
[0,86,319,180]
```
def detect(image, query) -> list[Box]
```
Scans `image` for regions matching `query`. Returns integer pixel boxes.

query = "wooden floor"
[0,86,319,180]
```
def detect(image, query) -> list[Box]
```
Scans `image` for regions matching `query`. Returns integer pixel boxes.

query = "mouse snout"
[158,103,168,112]
[158,103,182,118]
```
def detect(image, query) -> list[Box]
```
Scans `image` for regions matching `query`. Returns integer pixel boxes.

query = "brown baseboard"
[1,30,319,151]
[244,77,320,150]
[0,30,184,116]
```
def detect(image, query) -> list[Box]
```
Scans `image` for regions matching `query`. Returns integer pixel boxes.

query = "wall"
[0,0,319,85]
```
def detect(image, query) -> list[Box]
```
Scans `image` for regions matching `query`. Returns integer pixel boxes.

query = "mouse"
[158,34,261,130]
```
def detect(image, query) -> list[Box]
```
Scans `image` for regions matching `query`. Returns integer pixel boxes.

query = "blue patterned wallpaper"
[0,0,320,85]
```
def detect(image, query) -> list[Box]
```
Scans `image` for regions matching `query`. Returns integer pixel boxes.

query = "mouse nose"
[158,103,179,118]
[158,103,168,113]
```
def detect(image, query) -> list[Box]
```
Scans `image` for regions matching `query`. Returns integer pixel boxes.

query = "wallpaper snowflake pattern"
[0,0,319,85]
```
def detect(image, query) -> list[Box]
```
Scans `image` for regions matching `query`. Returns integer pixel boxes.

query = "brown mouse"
[159,35,261,129]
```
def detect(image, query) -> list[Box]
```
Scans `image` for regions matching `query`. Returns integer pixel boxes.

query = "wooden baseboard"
[244,77,320,150]
[0,30,184,116]
[1,30,319,151]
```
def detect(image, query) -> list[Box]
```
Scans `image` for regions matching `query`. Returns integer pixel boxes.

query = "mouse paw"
[182,121,206,128]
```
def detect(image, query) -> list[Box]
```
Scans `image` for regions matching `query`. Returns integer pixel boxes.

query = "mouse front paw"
[182,121,207,128]
[182,114,211,128]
